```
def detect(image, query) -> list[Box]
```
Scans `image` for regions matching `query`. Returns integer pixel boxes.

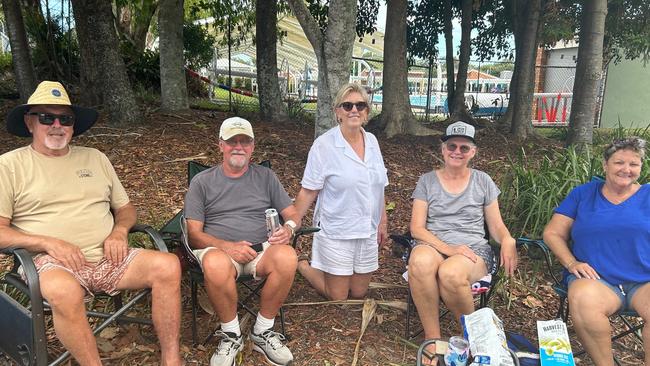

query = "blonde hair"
[333,83,371,109]
[333,83,371,125]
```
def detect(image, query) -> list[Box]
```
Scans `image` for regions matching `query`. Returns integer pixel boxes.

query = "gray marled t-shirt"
[184,164,293,244]
[411,169,500,255]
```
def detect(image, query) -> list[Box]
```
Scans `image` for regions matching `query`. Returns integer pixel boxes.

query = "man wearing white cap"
[184,117,300,366]
[0,81,183,366]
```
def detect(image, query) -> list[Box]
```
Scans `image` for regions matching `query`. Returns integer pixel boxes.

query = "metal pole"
[425,56,433,123]
[227,18,232,112]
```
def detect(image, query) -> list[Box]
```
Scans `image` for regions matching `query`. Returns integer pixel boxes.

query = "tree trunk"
[159,0,188,111]
[255,0,288,123]
[449,0,474,123]
[71,0,142,126]
[443,0,455,113]
[116,0,158,55]
[2,0,37,101]
[567,0,607,147]
[286,0,357,137]
[380,0,433,138]
[509,0,541,139]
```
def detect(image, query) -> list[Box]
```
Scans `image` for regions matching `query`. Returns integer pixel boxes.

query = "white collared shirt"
[301,125,389,239]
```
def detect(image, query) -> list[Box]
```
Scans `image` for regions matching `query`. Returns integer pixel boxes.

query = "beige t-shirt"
[0,145,130,262]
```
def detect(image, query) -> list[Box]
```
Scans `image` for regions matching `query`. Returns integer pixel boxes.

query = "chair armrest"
[130,224,169,253]
[292,226,320,247]
[0,247,46,326]
[516,237,561,286]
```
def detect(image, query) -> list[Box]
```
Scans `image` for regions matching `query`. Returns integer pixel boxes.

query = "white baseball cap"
[219,117,254,140]
[441,121,475,143]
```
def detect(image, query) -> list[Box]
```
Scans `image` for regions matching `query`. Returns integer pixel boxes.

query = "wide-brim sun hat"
[441,121,476,143]
[6,81,98,137]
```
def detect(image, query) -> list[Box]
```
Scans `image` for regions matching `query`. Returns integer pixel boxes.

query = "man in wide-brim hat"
[0,81,183,365]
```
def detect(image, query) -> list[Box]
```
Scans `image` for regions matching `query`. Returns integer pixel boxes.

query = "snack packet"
[536,319,575,366]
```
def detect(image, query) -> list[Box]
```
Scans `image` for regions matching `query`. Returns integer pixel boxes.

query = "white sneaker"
[210,331,243,366]
[250,329,294,366]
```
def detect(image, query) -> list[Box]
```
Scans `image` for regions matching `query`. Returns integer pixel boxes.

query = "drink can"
[444,336,469,366]
[265,208,280,237]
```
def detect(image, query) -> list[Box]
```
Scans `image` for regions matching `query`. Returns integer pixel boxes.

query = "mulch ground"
[0,102,645,365]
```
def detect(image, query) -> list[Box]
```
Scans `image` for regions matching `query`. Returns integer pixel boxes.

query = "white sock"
[253,313,275,335]
[221,315,241,336]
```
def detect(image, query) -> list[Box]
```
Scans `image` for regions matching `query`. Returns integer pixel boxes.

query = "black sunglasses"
[338,102,368,112]
[445,143,473,154]
[25,112,75,126]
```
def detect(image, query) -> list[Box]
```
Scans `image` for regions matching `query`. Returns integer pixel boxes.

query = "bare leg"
[256,245,297,318]
[437,255,487,323]
[201,250,239,323]
[298,260,361,300]
[408,246,445,339]
[628,283,650,365]
[117,250,182,366]
[40,269,102,366]
[568,279,621,366]
[348,272,373,299]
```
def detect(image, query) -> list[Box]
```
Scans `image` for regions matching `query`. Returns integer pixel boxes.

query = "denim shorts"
[566,274,647,312]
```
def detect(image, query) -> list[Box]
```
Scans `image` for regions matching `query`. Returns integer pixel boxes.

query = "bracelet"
[565,260,577,269]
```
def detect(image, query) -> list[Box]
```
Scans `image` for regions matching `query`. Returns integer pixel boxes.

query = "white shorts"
[193,242,270,280]
[311,232,378,276]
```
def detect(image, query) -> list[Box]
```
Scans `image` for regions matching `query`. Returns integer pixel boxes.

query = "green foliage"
[303,0,379,37]
[501,126,650,238]
[125,48,161,92]
[188,0,255,48]
[22,10,80,80]
[605,0,650,64]
[0,53,13,73]
[183,22,217,70]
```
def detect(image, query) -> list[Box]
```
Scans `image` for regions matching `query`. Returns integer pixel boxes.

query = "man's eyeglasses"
[445,143,473,154]
[25,112,75,126]
[222,137,254,147]
[338,102,368,112]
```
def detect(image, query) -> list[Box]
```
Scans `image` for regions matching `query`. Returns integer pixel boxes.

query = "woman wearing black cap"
[407,121,517,364]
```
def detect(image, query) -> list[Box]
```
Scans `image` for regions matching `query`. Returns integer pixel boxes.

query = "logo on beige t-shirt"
[76,169,93,178]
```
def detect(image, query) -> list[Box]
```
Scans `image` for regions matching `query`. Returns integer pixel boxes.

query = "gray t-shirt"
[184,164,293,244]
[411,169,500,253]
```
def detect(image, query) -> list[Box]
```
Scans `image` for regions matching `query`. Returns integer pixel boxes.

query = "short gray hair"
[603,137,646,161]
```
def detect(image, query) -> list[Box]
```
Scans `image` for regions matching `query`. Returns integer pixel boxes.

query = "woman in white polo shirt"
[294,83,389,300]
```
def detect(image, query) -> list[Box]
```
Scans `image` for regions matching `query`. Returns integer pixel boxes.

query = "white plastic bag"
[461,307,515,366]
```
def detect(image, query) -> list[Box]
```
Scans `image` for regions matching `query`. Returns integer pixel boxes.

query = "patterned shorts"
[20,248,142,298]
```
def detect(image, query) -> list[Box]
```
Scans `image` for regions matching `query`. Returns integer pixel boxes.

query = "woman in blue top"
[544,137,650,366]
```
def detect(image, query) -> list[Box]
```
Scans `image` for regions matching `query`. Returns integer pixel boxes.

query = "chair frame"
[159,160,319,345]
[517,237,644,364]
[0,224,168,366]
[391,233,503,340]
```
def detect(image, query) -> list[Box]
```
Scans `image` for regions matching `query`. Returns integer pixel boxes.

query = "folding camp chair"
[159,160,319,345]
[0,224,168,366]
[391,233,505,340]
[517,237,644,365]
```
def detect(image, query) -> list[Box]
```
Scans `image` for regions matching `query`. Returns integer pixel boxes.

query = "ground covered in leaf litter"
[0,103,645,365]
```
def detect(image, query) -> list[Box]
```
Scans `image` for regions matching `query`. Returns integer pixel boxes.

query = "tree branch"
[286,0,324,55]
